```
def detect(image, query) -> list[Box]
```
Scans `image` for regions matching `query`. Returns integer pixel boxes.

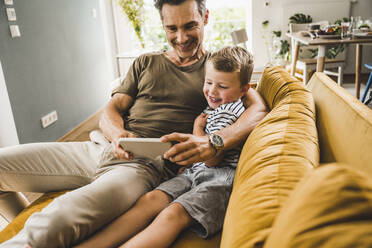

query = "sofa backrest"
[221,66,318,248]
[307,72,372,175]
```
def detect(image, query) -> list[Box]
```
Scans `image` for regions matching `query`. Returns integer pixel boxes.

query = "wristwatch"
[208,134,224,156]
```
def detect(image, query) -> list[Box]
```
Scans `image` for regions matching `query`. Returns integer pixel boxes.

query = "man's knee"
[26,209,77,247]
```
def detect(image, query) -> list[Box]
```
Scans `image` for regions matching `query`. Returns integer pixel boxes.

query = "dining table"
[286,32,372,99]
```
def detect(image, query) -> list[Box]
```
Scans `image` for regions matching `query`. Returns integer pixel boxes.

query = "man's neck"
[165,47,205,67]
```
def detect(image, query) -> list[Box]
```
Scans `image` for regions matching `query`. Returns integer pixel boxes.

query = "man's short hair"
[154,0,207,19]
[208,46,254,87]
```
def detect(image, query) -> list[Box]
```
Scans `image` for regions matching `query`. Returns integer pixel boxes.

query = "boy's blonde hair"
[208,46,254,87]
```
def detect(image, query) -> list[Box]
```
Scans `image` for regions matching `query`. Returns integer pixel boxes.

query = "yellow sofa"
[1,67,372,247]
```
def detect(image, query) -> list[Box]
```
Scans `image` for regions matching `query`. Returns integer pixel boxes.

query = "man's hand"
[161,133,216,166]
[99,93,138,160]
[111,131,137,160]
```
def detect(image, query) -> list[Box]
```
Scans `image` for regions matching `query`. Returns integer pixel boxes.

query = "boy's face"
[203,62,248,109]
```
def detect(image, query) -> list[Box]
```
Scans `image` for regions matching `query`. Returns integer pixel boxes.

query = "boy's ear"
[240,84,250,96]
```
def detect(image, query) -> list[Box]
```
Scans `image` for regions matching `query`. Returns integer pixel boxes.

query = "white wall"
[346,0,372,74]
[0,60,19,147]
[248,0,372,73]
[99,0,119,80]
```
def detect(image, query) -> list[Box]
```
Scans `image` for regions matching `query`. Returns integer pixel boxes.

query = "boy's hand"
[111,131,137,160]
[194,113,208,130]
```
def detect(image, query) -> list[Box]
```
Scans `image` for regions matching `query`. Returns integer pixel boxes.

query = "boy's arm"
[203,152,224,167]
[193,113,207,136]
[162,88,268,165]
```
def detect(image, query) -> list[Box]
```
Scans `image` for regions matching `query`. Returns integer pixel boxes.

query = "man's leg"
[121,203,192,248]
[0,141,103,221]
[1,161,161,248]
[74,190,171,248]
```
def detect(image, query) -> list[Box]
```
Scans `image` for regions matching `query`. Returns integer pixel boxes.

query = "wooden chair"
[231,28,248,49]
[289,22,345,85]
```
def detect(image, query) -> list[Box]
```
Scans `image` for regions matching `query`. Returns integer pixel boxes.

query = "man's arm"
[161,88,268,166]
[99,93,137,160]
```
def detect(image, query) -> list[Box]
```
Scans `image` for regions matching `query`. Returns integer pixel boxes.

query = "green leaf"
[289,13,312,24]
[118,0,145,48]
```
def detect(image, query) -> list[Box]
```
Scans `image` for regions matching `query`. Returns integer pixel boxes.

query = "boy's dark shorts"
[156,163,235,238]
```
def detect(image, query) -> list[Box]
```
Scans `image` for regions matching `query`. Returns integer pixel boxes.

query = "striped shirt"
[195,99,245,168]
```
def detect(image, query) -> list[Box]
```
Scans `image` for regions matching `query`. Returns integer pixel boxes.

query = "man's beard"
[174,39,203,62]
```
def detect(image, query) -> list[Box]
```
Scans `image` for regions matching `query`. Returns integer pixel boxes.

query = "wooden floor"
[334,73,372,109]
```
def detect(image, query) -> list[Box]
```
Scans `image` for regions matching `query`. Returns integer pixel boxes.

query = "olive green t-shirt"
[112,52,208,138]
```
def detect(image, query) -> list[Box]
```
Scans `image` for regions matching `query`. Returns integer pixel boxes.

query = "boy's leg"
[1,162,160,248]
[74,190,171,248]
[171,166,235,238]
[121,203,192,248]
[0,141,103,221]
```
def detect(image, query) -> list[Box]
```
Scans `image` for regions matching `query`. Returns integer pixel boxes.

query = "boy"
[73,46,254,248]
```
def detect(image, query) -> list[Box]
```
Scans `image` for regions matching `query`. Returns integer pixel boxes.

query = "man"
[0,0,267,247]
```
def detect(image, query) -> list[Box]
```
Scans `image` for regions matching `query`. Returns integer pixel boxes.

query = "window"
[133,0,247,52]
[205,6,246,51]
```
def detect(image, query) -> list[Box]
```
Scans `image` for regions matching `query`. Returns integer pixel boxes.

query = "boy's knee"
[135,190,171,216]
[139,190,171,206]
[161,203,191,226]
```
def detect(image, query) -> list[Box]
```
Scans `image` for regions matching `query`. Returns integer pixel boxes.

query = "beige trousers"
[0,131,172,248]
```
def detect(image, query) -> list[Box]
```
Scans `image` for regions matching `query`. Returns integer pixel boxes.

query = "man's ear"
[203,9,209,25]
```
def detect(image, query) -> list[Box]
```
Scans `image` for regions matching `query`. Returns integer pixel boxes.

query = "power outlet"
[41,110,58,128]
[4,0,14,5]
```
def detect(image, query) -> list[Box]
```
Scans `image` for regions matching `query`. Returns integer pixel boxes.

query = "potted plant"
[118,0,145,48]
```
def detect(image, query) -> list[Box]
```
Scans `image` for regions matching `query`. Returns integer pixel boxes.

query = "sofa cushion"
[307,72,372,175]
[221,66,319,248]
[264,163,372,248]
[172,232,220,248]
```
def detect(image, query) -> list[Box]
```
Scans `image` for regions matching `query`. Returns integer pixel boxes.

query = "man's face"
[161,0,208,60]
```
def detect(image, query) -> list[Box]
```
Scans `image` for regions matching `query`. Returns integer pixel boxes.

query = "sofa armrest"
[307,72,372,175]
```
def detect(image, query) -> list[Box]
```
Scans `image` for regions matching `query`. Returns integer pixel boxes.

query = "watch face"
[211,134,224,149]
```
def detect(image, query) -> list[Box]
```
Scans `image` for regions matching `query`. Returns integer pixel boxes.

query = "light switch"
[6,8,16,21]
[9,25,21,38]
[4,0,13,5]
